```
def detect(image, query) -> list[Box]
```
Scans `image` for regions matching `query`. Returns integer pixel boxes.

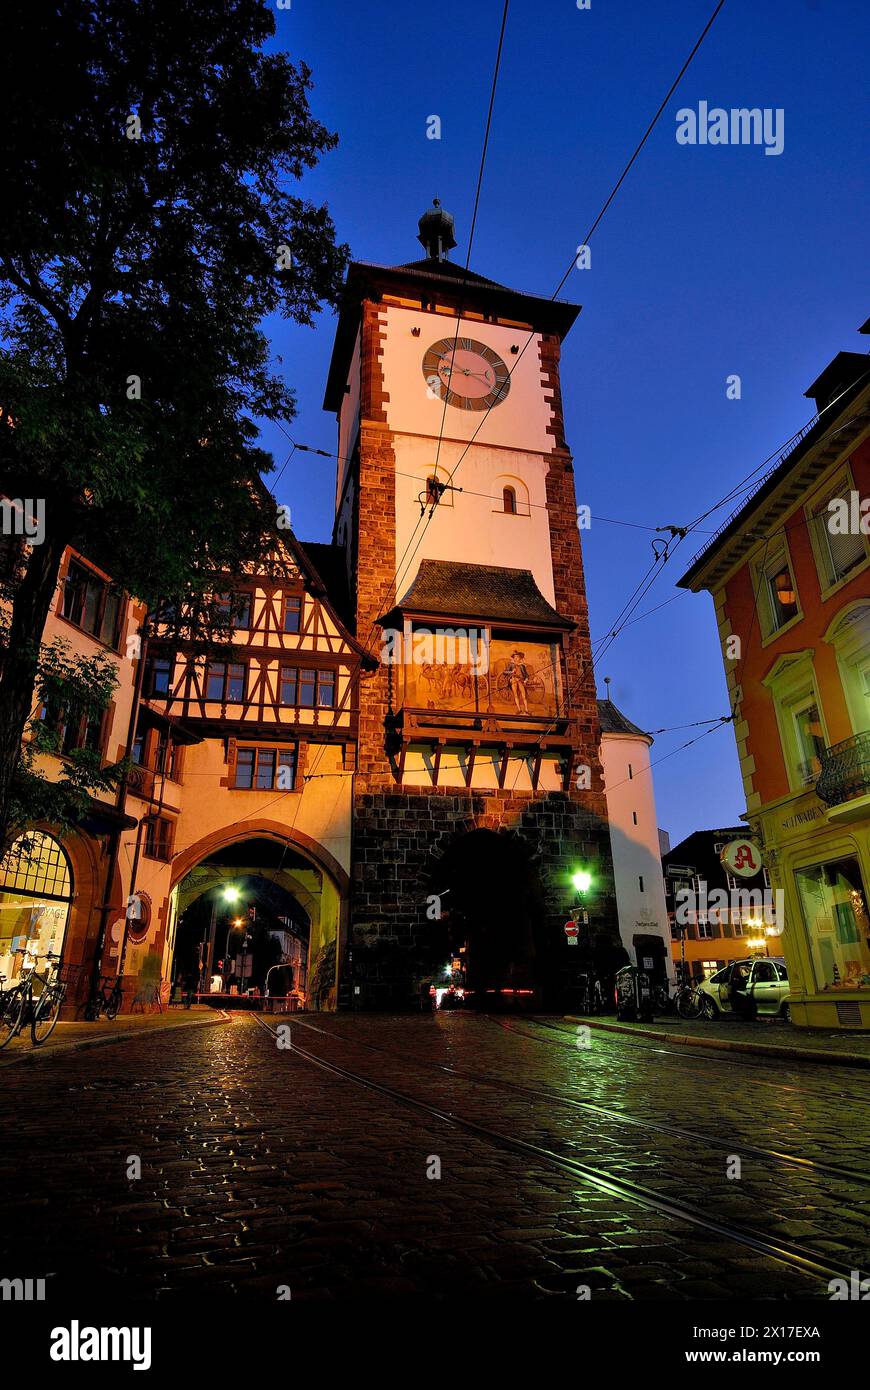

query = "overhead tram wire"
[589,370,870,670]
[360,0,512,659]
[291,2,511,806]
[508,381,870,793]
[382,0,728,625]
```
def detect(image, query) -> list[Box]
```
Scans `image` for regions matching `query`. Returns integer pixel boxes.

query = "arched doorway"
[0,831,73,984]
[429,828,547,1007]
[163,828,348,1010]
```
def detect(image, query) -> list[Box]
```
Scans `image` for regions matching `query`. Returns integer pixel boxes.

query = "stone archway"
[427,826,547,1004]
[167,821,350,1010]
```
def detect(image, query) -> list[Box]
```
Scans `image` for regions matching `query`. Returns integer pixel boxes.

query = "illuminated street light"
[222,885,240,903]
[572,870,592,896]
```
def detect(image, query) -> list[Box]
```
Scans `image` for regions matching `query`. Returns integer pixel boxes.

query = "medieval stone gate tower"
[323,204,619,1007]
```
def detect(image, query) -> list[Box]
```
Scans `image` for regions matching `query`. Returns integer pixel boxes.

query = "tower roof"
[417,198,457,260]
[381,559,573,630]
[597,698,652,742]
[323,207,581,412]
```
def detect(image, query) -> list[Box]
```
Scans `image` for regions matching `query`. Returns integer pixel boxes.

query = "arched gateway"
[163,823,349,1011]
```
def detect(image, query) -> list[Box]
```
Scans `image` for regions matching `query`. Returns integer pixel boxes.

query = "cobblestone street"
[1,1011,868,1303]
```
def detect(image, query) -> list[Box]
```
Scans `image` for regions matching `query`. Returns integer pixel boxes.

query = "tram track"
[269,1011,868,1187]
[249,1011,865,1291]
[491,1014,862,1102]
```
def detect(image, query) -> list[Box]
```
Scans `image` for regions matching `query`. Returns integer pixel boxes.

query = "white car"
[697,956,790,1021]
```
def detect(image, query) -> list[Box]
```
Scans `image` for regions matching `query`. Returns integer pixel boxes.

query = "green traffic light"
[572,869,592,895]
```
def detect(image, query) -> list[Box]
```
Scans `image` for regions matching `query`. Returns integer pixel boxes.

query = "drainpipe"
[87,617,149,1012]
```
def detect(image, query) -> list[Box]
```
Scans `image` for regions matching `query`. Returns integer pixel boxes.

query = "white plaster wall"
[381,305,553,452]
[392,434,557,605]
[600,731,673,979]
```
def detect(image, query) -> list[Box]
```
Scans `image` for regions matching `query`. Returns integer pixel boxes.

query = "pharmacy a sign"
[720,838,762,879]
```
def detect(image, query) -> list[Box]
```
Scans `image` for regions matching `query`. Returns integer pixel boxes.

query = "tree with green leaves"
[0,0,347,855]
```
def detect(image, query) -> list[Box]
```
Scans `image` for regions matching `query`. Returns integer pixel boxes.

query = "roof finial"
[417,198,457,262]
[604,675,612,699]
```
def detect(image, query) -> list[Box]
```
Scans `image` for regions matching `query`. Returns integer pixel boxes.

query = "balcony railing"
[816,732,870,807]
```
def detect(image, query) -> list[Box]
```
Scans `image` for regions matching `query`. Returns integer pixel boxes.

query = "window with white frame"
[763,651,830,793]
[824,604,870,737]
[807,473,868,592]
[756,547,799,637]
[792,695,827,783]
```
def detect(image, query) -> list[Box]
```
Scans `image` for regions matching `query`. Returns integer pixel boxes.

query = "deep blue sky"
[258,0,869,847]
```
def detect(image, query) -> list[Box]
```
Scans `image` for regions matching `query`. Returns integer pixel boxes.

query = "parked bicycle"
[673,979,704,1020]
[84,974,123,1022]
[0,951,68,1048]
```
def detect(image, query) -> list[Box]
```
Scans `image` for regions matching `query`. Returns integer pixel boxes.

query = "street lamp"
[572,869,593,898]
[222,886,240,904]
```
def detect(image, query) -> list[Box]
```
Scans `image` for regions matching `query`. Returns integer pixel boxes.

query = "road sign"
[563,922,579,946]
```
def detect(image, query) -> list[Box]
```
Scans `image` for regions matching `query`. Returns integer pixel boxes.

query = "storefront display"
[795,855,870,992]
[0,832,73,984]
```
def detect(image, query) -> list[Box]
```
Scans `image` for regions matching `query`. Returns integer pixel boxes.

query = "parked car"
[697,956,790,1021]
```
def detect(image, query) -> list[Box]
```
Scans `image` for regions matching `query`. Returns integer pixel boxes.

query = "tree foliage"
[0,0,348,852]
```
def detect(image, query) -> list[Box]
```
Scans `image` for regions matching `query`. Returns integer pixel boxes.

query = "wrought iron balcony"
[816,732,870,808]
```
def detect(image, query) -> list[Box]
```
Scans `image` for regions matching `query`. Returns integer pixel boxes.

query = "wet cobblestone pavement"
[1,1011,867,1302]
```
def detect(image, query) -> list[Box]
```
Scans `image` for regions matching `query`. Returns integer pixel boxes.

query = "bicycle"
[674,980,704,1020]
[84,974,123,1022]
[0,951,67,1048]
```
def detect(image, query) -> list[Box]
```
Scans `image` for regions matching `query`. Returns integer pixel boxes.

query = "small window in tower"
[425,477,446,507]
[632,811,638,825]
[503,486,517,515]
[628,763,633,779]
[638,876,645,893]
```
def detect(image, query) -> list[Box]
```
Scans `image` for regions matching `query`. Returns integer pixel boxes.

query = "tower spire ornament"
[417,198,457,261]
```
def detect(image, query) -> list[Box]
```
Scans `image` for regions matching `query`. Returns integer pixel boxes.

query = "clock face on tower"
[421,336,511,411]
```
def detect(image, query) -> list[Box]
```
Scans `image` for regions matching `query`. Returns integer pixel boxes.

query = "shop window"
[61,559,123,647]
[796,856,870,992]
[233,746,297,791]
[0,832,72,986]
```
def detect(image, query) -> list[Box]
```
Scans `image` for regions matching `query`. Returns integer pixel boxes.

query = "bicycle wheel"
[31,987,64,1045]
[0,987,27,1047]
[677,989,702,1020]
[105,987,122,1021]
